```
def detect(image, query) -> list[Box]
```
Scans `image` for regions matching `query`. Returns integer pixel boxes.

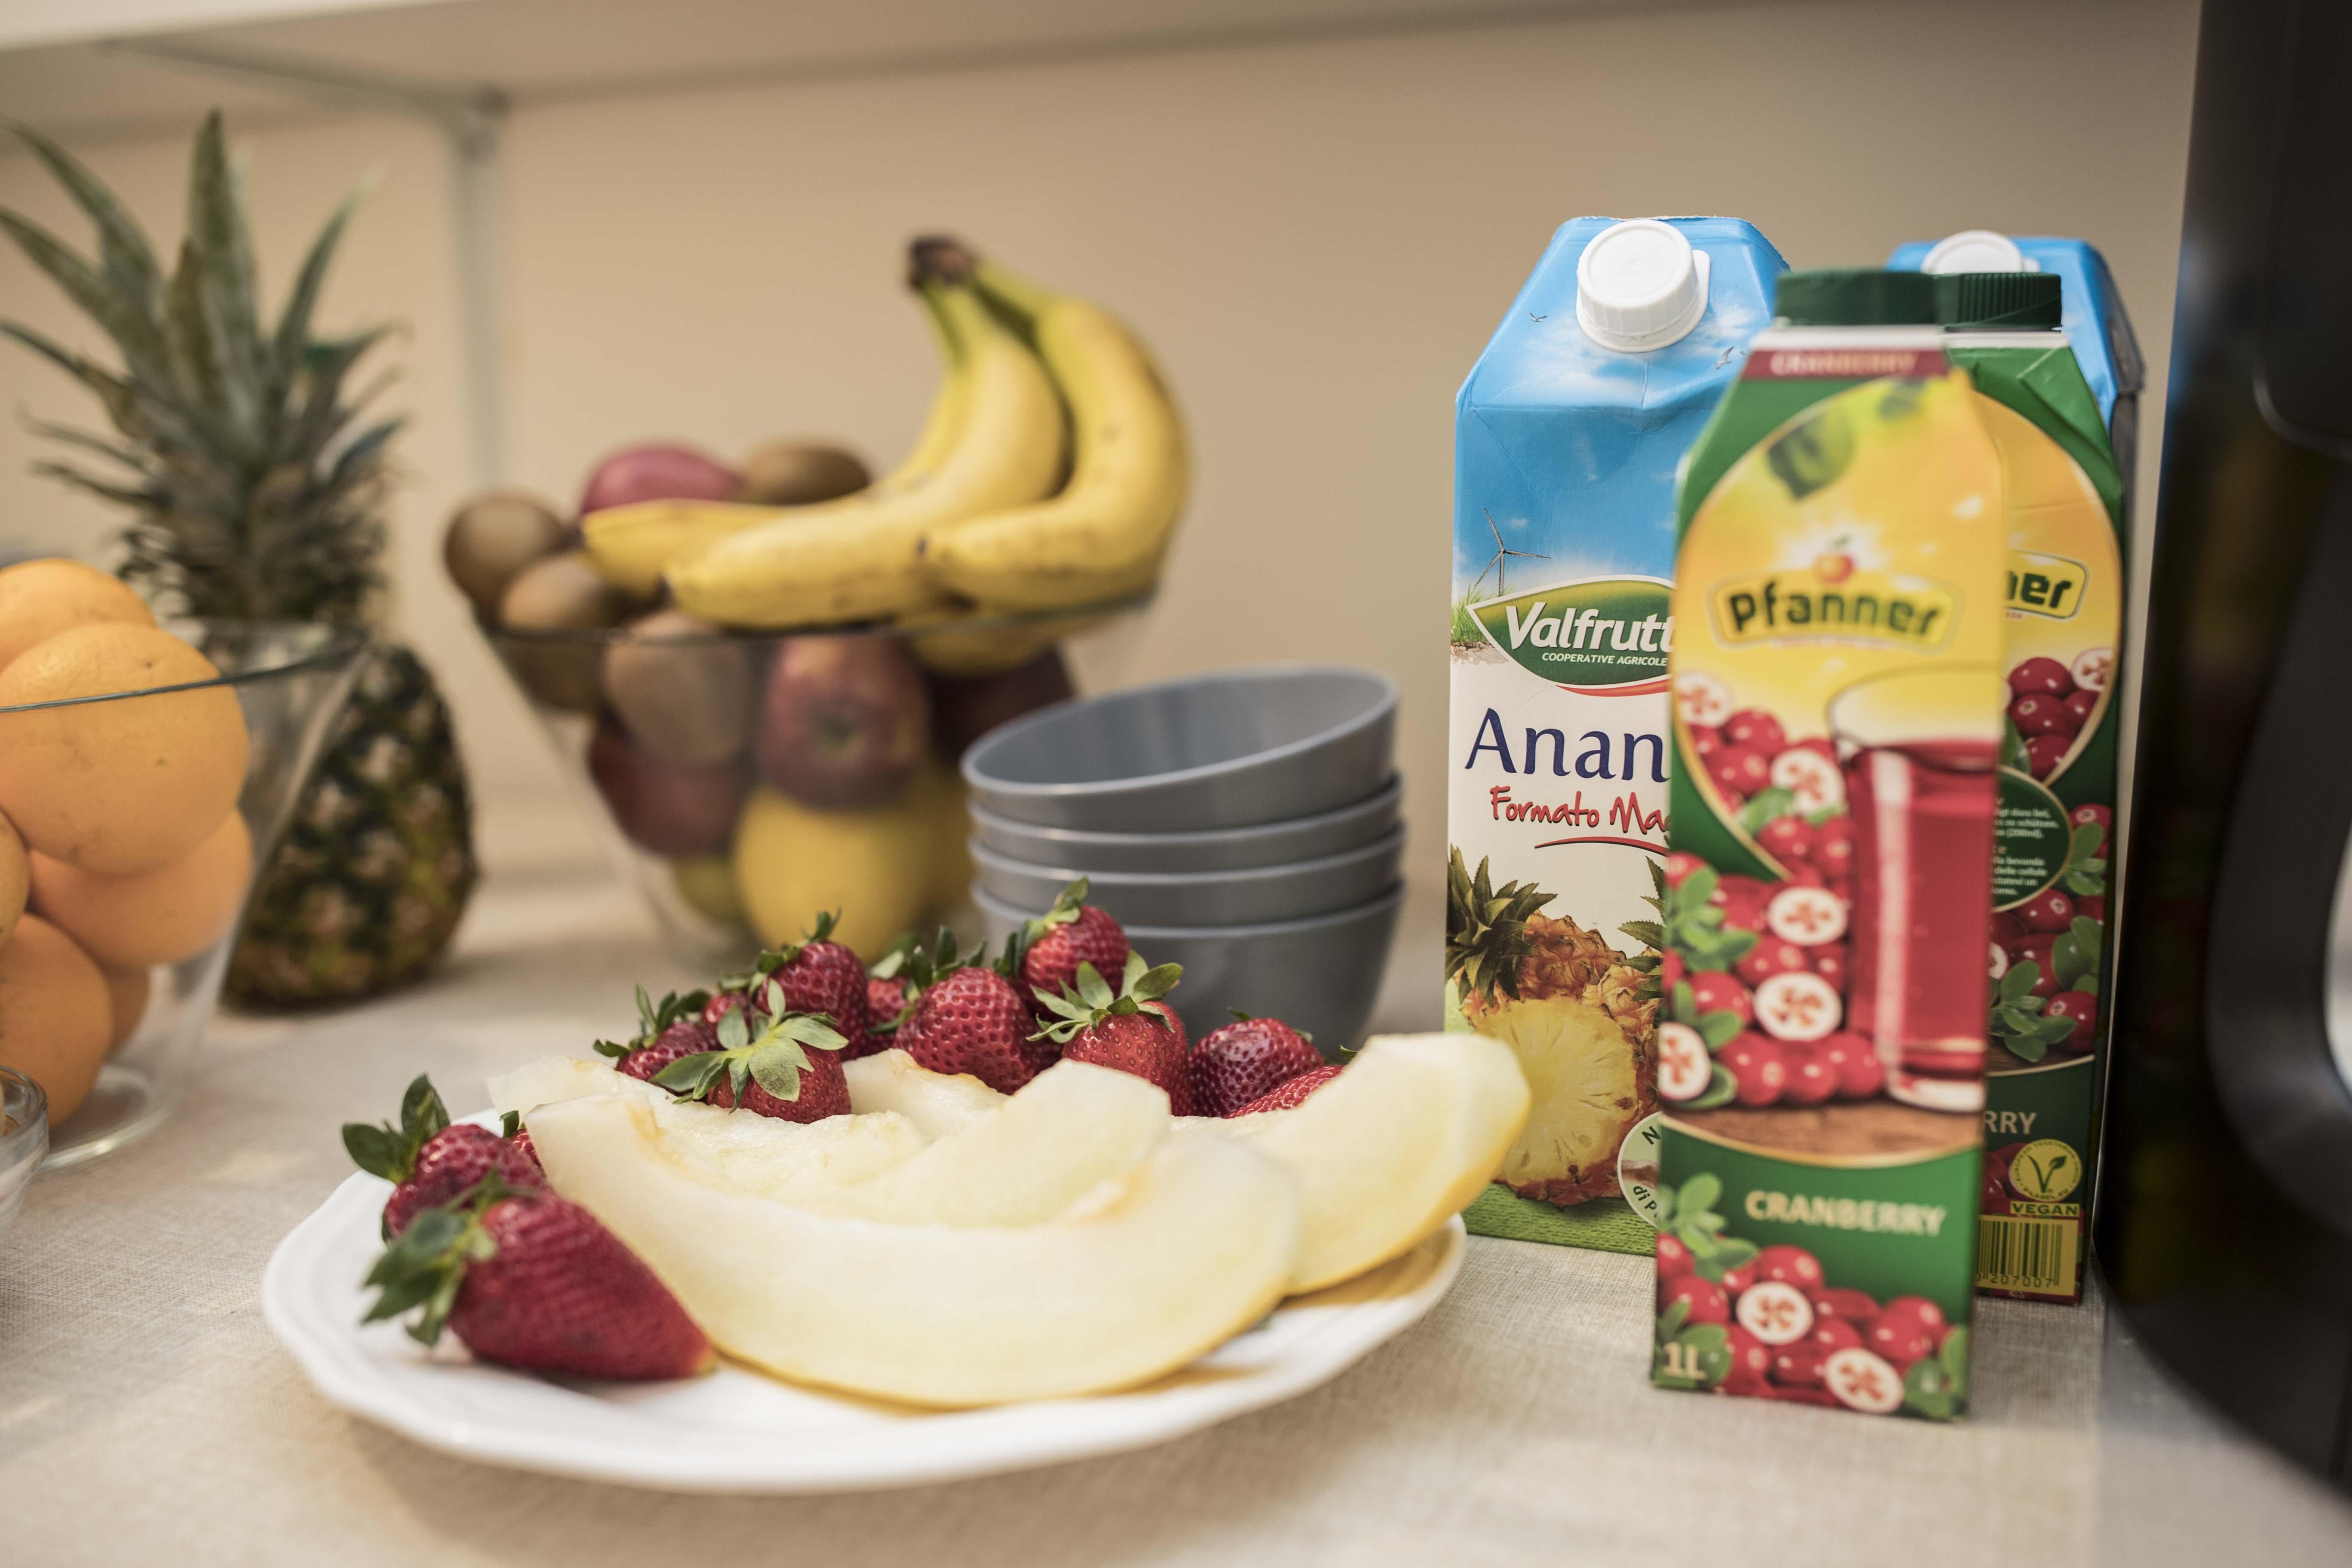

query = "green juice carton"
[1446,217,1786,1255]
[1653,270,2004,1420]
[1925,270,2127,1304]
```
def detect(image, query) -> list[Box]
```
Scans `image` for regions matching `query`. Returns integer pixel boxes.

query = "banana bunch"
[579,239,1188,646]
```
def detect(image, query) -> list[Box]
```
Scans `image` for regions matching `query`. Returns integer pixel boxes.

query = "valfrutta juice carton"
[1654,270,2004,1420]
[1917,270,2127,1304]
[1447,217,1786,1253]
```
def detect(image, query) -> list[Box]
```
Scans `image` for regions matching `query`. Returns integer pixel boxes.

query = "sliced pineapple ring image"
[1447,850,1659,1206]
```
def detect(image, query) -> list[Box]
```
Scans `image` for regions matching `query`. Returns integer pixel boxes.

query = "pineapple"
[1446,848,1657,1205]
[0,112,477,1004]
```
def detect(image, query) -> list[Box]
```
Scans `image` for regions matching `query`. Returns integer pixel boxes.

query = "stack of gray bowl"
[962,666,1403,1055]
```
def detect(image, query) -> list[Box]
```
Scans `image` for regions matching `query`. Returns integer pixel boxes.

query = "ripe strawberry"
[344,1075,540,1238]
[364,1175,711,1381]
[1034,954,1194,1114]
[1190,1011,1325,1118]
[717,912,875,1057]
[634,992,851,1121]
[866,976,912,1031]
[900,964,1054,1093]
[1231,1063,1342,1115]
[1019,879,1130,1002]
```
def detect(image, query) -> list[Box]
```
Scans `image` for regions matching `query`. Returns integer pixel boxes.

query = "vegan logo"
[1707,569,1957,649]
[2005,551,2087,621]
[1469,576,1673,693]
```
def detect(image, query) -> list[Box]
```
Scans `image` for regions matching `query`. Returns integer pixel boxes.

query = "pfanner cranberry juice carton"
[1654,270,2004,1420]
[1926,270,2128,1303]
[1447,217,1785,1254]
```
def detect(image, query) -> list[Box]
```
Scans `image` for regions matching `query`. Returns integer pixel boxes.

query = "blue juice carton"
[1448,217,1786,1252]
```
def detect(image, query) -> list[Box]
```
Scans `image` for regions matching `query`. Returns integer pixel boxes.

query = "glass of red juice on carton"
[1829,667,2003,1113]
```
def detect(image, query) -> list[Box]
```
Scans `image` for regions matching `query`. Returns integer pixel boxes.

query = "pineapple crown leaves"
[1444,847,1553,1004]
[361,1167,515,1347]
[341,1073,449,1182]
[0,111,397,624]
[717,912,845,992]
[650,984,846,1105]
[591,984,710,1060]
[1031,952,1183,1044]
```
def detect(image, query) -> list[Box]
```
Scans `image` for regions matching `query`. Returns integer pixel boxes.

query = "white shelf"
[0,0,1658,141]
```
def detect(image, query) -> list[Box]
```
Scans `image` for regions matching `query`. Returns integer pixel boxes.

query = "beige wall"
[0,0,2202,917]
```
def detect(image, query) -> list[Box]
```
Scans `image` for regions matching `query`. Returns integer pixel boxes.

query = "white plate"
[263,1155,1466,1494]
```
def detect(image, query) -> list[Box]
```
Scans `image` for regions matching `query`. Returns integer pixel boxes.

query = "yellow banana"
[581,287,976,598]
[669,283,1066,628]
[917,251,1188,611]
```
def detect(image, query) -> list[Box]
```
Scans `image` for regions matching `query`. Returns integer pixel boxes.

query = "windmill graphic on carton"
[1468,511,1548,601]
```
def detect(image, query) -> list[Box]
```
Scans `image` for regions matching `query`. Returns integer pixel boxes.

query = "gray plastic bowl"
[975,882,1403,1054]
[968,774,1402,875]
[960,665,1397,833]
[971,824,1405,928]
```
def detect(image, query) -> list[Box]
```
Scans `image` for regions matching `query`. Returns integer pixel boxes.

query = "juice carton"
[1654,270,2005,1420]
[1889,232,2144,506]
[1920,270,2128,1303]
[1447,217,1786,1254]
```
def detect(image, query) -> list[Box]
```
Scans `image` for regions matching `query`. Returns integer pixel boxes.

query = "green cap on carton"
[1933,271,2063,330]
[1772,269,1936,327]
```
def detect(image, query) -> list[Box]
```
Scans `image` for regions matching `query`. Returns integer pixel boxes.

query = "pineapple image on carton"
[1448,217,1785,1250]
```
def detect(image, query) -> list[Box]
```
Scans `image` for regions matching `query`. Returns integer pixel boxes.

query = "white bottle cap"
[1576,218,1711,352]
[1920,230,2042,274]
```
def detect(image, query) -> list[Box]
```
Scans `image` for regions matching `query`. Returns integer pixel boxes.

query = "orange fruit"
[102,965,150,1053]
[0,559,155,674]
[0,623,248,874]
[0,914,111,1123]
[0,812,24,949]
[29,810,252,968]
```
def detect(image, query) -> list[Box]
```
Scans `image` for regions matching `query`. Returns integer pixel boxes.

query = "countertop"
[4,861,2349,1567]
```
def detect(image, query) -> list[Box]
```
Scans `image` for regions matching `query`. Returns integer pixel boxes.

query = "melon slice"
[489,1054,930,1199]
[843,1047,1005,1135]
[809,1061,1166,1225]
[526,1093,1300,1406]
[1203,1032,1530,1292]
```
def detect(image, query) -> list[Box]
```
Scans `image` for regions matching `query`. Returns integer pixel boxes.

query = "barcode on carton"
[1977,1215,2077,1296]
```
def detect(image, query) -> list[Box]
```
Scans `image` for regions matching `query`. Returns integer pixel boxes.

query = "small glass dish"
[0,1068,47,1239]
[1,620,365,1170]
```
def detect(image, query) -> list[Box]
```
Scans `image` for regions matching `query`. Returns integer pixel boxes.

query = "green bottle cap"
[1771,269,1937,327]
[1932,271,2064,330]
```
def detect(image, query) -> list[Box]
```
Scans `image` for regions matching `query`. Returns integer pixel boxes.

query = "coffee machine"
[2098,0,2352,1491]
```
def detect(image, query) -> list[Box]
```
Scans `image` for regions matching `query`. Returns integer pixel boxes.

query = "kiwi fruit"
[603,609,754,766]
[443,490,568,614]
[737,441,872,506]
[496,550,637,712]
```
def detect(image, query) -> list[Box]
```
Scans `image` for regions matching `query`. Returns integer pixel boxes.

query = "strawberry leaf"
[499,1110,520,1140]
[342,1073,447,1182]
[360,1174,509,1346]
[747,1042,805,1101]
[1075,962,1115,1012]
[716,1006,750,1052]
[1130,963,1182,1002]
[651,1051,728,1098]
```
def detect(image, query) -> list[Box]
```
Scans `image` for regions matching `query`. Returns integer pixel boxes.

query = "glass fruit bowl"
[0,621,364,1169]
[0,1068,45,1240]
[478,597,1145,969]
